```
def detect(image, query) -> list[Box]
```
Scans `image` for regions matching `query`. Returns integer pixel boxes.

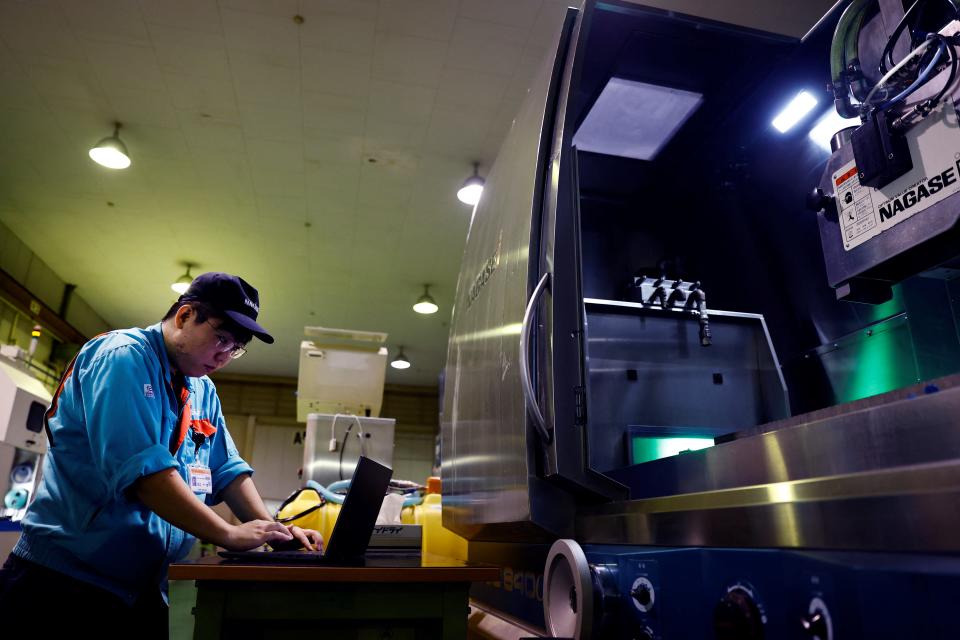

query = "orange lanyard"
[168,373,192,455]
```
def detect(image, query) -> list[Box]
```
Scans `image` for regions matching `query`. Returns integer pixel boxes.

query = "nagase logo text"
[879,165,958,221]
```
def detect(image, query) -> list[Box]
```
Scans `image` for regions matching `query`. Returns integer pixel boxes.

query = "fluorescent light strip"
[808,110,861,151]
[772,90,818,133]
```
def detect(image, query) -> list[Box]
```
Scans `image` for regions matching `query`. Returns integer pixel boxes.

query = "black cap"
[180,272,274,344]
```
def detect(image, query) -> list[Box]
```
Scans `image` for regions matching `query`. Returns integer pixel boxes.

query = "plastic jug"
[275,488,324,533]
[420,476,468,561]
[320,502,342,543]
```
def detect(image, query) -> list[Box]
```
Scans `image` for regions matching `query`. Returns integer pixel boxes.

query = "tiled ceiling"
[0,0,835,386]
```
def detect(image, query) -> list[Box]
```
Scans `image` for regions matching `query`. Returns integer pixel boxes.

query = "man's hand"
[221,475,322,551]
[222,519,294,551]
[277,526,323,552]
[135,469,323,553]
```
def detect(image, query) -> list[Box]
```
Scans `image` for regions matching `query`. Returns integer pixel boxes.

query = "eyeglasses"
[205,320,247,359]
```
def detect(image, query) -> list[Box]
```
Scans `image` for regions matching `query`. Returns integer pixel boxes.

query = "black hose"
[338,420,354,481]
[926,34,958,108]
[881,0,924,75]
[881,0,960,74]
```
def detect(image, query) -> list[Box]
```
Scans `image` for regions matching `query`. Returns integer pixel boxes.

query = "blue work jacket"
[13,323,253,604]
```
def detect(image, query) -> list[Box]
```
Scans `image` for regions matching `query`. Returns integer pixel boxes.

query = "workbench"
[169,553,499,639]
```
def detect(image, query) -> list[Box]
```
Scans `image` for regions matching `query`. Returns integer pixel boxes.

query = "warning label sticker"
[832,105,960,251]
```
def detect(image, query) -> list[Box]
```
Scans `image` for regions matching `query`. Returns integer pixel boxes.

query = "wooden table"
[169,553,499,639]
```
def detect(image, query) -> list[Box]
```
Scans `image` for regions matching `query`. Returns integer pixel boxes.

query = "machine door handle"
[520,272,554,444]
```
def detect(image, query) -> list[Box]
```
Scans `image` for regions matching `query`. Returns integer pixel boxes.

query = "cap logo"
[243,298,259,313]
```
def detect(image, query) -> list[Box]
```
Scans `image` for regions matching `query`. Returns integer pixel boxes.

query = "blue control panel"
[582,545,960,639]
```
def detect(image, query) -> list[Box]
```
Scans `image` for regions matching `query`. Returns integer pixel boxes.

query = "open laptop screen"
[323,455,393,561]
[219,455,392,564]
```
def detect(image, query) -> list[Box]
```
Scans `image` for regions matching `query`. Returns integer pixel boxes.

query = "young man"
[0,272,320,635]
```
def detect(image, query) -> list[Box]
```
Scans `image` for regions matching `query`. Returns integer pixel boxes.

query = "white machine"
[296,326,388,422]
[301,413,395,486]
[0,347,52,522]
[297,326,395,484]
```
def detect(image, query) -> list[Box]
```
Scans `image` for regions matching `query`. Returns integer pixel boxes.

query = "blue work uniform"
[12,323,253,605]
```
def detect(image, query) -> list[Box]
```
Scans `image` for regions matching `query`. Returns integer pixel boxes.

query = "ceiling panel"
[21,56,105,108]
[149,25,231,79]
[377,0,458,41]
[164,72,239,113]
[446,19,527,76]
[301,91,367,136]
[83,40,165,92]
[372,33,447,88]
[137,0,224,35]
[221,7,301,69]
[61,0,153,47]
[0,2,85,60]
[459,0,543,30]
[298,14,377,55]
[300,46,372,98]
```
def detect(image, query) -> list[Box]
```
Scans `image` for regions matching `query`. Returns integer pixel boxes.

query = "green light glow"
[631,436,715,465]
[842,285,915,402]
[843,323,908,401]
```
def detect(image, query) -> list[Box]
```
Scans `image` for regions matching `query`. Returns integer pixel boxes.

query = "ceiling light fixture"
[88,122,131,169]
[457,163,485,206]
[171,263,196,295]
[808,109,861,152]
[413,284,438,315]
[390,346,411,370]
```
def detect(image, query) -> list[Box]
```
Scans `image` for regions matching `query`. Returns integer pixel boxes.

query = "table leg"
[192,584,225,640]
[440,583,470,640]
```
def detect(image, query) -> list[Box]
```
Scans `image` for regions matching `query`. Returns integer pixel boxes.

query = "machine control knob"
[630,577,655,612]
[11,462,34,484]
[802,598,833,640]
[713,587,764,640]
[633,627,655,640]
[806,187,830,212]
[632,585,652,607]
[807,188,838,221]
[4,488,29,510]
[801,611,829,639]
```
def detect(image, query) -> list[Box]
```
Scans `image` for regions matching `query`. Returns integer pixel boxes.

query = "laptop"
[219,456,393,565]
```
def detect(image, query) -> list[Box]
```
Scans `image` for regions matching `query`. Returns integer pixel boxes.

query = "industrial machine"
[301,413,395,487]
[297,326,395,483]
[0,346,51,522]
[442,1,960,637]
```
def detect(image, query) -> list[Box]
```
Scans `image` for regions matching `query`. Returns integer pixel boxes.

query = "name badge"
[188,464,212,495]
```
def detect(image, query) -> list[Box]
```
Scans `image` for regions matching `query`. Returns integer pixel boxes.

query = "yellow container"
[275,488,324,533]
[275,488,343,546]
[278,479,467,560]
[320,502,342,543]
[420,478,468,561]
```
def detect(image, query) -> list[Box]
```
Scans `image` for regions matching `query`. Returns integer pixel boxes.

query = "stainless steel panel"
[612,374,960,499]
[583,299,788,473]
[441,9,580,540]
[577,461,960,552]
[817,313,920,404]
[579,380,960,549]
